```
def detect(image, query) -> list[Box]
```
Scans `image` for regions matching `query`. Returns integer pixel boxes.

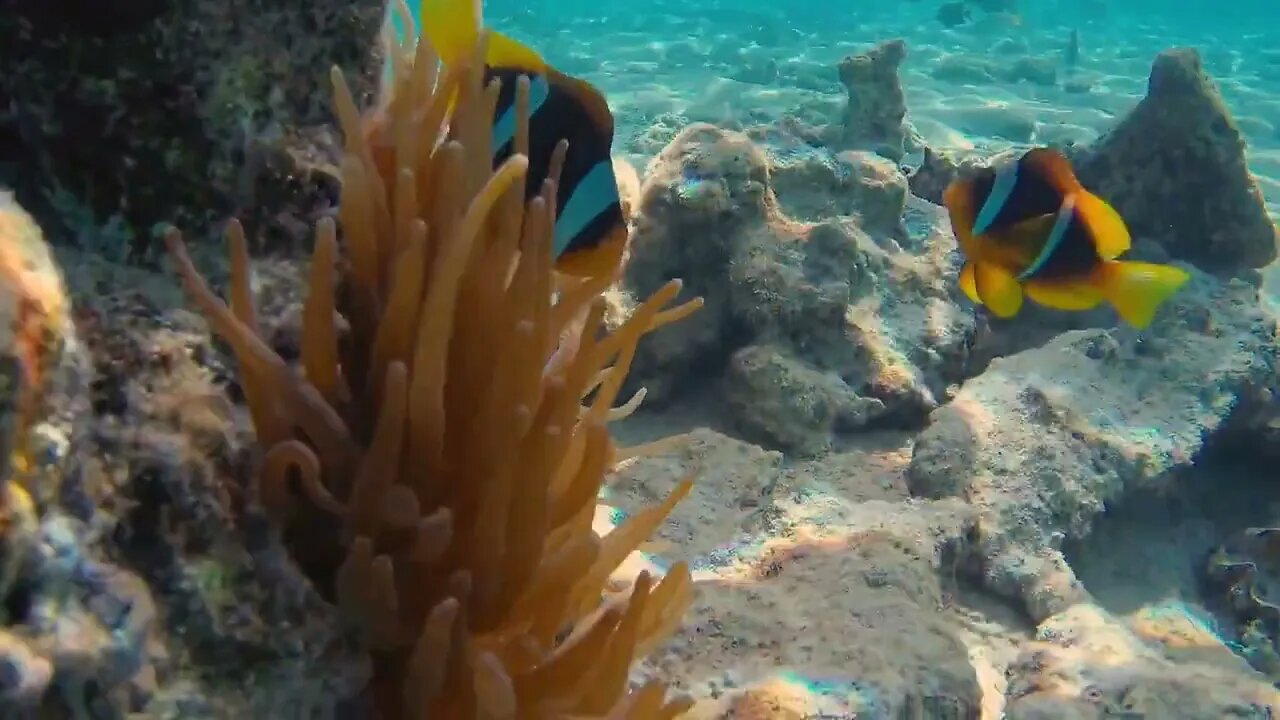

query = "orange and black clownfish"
[418,0,627,280]
[942,147,1190,329]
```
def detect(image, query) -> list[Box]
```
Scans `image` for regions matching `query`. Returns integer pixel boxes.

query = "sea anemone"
[162,8,701,719]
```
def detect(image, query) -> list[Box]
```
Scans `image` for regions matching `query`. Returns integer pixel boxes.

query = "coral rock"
[0,191,73,480]
[1074,48,1279,273]
[907,147,965,205]
[625,124,974,455]
[1001,55,1058,86]
[767,141,908,240]
[835,39,909,161]
[908,272,1277,620]
[0,0,385,255]
[838,150,910,241]
[724,344,883,456]
[1004,603,1280,719]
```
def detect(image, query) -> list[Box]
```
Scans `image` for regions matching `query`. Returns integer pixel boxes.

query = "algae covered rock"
[1004,602,1280,719]
[835,39,910,161]
[760,130,908,240]
[907,271,1277,620]
[624,123,975,456]
[1074,47,1279,274]
[0,0,385,256]
[612,428,983,717]
[0,191,75,481]
[0,193,366,717]
[0,193,181,718]
[724,344,883,456]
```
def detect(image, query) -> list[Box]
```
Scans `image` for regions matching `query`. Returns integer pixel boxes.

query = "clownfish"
[942,147,1190,329]
[394,0,627,280]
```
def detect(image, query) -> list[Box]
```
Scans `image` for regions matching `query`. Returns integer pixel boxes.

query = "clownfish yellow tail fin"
[420,0,547,71]
[1096,260,1190,329]
[419,0,482,67]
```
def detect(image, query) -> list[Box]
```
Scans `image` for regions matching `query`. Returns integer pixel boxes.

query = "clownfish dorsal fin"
[485,30,548,74]
[1074,190,1131,259]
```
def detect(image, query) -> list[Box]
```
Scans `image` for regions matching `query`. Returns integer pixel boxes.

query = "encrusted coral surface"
[0,0,385,257]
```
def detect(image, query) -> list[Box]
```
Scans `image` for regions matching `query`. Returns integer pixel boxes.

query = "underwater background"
[0,0,1279,717]
[479,0,1280,297]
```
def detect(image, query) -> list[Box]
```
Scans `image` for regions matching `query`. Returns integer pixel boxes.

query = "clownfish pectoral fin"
[1095,260,1191,329]
[973,262,1024,318]
[958,262,982,305]
[1024,278,1105,311]
[1021,147,1084,195]
[1074,190,1131,259]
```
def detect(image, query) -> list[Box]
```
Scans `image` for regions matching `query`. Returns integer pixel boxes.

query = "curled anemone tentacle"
[253,440,344,521]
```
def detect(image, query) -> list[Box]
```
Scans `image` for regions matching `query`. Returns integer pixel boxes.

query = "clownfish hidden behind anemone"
[942,147,1190,329]
[372,0,627,282]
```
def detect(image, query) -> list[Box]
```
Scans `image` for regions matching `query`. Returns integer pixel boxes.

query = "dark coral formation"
[835,39,909,162]
[1074,48,1279,274]
[33,243,371,718]
[0,193,372,717]
[0,0,385,257]
[906,147,966,206]
[1202,528,1280,681]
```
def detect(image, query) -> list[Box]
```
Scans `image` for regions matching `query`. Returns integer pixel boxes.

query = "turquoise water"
[3,0,1279,715]
[465,1,1280,188]
[456,0,1280,304]
[415,0,1280,710]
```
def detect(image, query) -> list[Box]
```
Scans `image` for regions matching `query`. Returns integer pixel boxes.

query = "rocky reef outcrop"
[1073,48,1279,274]
[908,274,1275,619]
[0,195,366,716]
[0,0,385,257]
[614,35,1280,716]
[623,123,974,455]
[834,39,910,161]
